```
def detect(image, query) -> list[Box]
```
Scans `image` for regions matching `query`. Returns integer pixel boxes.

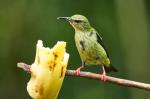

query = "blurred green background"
[0,0,150,99]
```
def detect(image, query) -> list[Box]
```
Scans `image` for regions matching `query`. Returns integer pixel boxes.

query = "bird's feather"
[104,64,118,73]
[93,29,110,58]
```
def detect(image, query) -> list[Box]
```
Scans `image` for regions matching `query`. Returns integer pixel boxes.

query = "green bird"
[57,14,117,81]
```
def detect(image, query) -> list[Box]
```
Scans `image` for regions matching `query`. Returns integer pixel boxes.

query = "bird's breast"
[75,32,102,65]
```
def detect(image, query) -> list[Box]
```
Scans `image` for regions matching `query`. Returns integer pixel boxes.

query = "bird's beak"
[57,17,71,21]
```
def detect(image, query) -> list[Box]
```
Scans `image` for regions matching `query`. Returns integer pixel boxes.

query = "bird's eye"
[74,20,82,23]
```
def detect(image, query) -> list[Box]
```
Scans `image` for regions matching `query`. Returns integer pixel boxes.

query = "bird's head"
[57,14,91,32]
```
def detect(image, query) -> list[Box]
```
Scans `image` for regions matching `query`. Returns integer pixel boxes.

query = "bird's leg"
[101,65,107,81]
[75,61,85,76]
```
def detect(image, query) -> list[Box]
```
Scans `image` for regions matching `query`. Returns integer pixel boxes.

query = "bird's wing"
[93,29,110,58]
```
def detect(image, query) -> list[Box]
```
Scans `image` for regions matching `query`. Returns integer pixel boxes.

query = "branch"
[17,62,150,91]
[66,70,150,91]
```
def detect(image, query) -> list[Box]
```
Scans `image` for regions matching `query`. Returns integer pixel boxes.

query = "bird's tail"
[104,64,118,73]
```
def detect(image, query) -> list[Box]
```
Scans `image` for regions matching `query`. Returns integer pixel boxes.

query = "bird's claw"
[75,68,81,76]
[75,66,84,76]
[101,72,107,81]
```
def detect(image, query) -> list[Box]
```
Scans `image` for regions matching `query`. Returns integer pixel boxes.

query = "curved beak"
[57,17,71,21]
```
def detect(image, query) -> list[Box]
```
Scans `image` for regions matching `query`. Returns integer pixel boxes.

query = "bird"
[57,14,118,81]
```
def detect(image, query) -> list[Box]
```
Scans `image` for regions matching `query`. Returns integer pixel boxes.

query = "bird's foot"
[75,68,81,76]
[75,66,84,76]
[101,72,107,81]
[101,66,107,81]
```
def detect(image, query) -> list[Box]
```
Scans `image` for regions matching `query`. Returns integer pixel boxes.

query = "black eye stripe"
[74,20,82,23]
